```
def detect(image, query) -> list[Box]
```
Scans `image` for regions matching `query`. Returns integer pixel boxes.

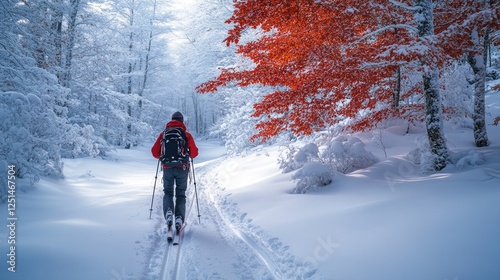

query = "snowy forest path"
[182,158,282,279]
[159,199,192,280]
[145,139,317,279]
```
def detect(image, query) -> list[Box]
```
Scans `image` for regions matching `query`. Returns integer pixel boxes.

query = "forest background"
[1,0,499,197]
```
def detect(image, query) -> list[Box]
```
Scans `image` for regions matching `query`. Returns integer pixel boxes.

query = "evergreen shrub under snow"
[278,143,319,173]
[0,91,64,199]
[291,162,332,194]
[280,135,378,193]
[322,136,379,174]
[408,136,485,172]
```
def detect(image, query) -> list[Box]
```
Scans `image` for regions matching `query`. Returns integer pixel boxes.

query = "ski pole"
[149,159,161,219]
[191,158,201,224]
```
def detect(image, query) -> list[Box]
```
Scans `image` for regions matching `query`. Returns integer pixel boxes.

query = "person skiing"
[151,111,198,232]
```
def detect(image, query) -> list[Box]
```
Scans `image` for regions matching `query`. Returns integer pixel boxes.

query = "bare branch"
[388,0,419,11]
[350,24,418,46]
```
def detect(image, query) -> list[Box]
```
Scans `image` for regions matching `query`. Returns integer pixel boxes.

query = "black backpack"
[160,127,189,166]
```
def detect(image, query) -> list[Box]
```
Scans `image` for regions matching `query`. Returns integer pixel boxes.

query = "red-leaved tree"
[198,0,499,170]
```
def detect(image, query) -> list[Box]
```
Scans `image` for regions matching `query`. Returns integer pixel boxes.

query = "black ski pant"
[162,166,189,222]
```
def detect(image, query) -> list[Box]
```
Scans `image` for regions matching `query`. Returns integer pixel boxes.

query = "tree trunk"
[61,0,81,87]
[413,0,449,171]
[422,70,449,170]
[192,92,200,134]
[138,0,158,120]
[392,25,401,110]
[467,27,489,147]
[393,65,401,110]
[125,8,135,149]
[51,0,63,76]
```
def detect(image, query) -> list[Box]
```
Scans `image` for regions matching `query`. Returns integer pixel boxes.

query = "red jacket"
[151,120,198,167]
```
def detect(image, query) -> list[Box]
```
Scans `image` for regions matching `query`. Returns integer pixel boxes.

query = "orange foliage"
[494,117,500,126]
[197,0,500,142]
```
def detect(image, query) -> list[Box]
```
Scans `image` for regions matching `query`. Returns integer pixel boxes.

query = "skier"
[151,111,198,232]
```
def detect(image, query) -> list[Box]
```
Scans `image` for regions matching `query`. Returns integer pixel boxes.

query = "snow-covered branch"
[388,0,420,11]
[350,24,418,46]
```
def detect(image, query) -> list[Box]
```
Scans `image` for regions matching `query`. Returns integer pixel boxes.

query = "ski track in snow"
[159,214,188,279]
[190,159,317,279]
[145,190,193,280]
[143,158,319,280]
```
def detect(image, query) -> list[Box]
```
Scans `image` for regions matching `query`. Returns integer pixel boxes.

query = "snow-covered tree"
[1,0,67,191]
[163,0,235,135]
[64,0,173,148]
[411,0,450,170]
[197,0,460,170]
[465,11,493,148]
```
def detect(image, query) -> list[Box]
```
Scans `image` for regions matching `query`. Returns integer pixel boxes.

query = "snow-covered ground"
[2,91,500,280]
[0,145,159,280]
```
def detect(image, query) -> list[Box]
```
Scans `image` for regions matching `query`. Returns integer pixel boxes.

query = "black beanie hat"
[172,111,184,122]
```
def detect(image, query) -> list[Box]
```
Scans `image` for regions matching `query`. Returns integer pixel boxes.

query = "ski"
[173,222,186,246]
[166,226,174,243]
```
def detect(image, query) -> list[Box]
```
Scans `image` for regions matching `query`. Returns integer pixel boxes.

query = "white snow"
[1,93,500,279]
